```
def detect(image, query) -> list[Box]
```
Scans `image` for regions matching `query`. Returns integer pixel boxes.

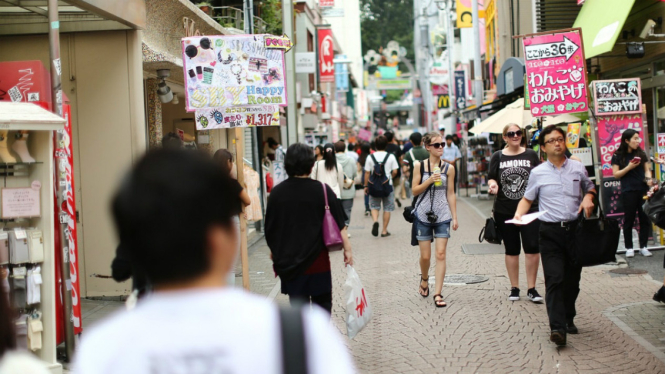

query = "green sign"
[524,74,530,110]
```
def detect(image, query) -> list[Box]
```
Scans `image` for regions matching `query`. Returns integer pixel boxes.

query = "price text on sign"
[592,78,642,116]
[523,29,588,117]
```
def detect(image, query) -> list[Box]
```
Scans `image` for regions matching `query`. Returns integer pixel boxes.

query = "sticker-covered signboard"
[592,78,642,116]
[194,105,279,130]
[181,35,288,111]
[597,113,643,178]
[523,29,588,117]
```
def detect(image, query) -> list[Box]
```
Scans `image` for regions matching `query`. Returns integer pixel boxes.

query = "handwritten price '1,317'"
[246,114,274,126]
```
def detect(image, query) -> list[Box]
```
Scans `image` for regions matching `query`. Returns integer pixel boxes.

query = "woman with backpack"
[311,143,344,199]
[411,132,458,307]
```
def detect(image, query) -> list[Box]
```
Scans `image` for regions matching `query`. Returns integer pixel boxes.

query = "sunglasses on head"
[506,130,523,138]
[429,142,444,149]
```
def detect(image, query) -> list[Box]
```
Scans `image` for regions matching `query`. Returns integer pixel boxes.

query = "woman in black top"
[265,143,353,314]
[359,142,372,215]
[488,124,543,303]
[612,129,653,258]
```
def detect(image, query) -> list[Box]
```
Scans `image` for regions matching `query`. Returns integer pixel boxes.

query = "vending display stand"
[0,102,65,373]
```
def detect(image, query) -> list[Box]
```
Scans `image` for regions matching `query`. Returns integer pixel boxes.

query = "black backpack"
[367,153,394,197]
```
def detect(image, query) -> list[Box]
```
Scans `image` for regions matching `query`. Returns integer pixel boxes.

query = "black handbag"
[479,215,502,244]
[643,183,665,230]
[572,209,620,267]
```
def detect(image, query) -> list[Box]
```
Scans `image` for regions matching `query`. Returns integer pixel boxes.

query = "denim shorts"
[415,219,451,241]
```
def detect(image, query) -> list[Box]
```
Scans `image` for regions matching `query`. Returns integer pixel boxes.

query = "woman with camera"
[612,129,653,258]
[412,132,458,307]
[488,124,543,303]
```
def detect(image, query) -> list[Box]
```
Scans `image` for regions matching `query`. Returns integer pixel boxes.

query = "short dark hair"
[445,135,453,141]
[385,131,395,142]
[213,148,234,175]
[285,143,315,177]
[375,135,388,151]
[162,133,182,149]
[112,149,242,285]
[538,125,566,147]
[335,141,346,153]
[409,132,423,146]
[267,137,278,147]
[347,143,355,152]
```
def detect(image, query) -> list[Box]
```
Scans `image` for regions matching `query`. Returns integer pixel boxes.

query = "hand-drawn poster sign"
[592,78,642,116]
[182,35,288,112]
[194,105,279,130]
[2,187,41,218]
[523,29,588,117]
[597,113,643,178]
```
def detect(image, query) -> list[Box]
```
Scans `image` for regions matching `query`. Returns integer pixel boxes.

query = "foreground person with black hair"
[73,149,354,373]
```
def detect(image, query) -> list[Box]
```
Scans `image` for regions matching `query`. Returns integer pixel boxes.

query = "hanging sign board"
[317,27,335,83]
[454,70,466,110]
[592,78,642,116]
[181,35,288,112]
[194,105,280,130]
[597,113,643,178]
[566,122,581,148]
[2,187,41,218]
[523,29,588,117]
[658,133,665,154]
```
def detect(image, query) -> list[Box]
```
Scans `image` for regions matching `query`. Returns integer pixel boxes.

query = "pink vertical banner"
[597,113,643,178]
[523,29,588,117]
[358,128,372,141]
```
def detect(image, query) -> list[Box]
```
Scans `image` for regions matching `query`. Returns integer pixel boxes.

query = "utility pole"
[471,0,482,107]
[446,0,456,132]
[282,0,298,145]
[48,0,76,361]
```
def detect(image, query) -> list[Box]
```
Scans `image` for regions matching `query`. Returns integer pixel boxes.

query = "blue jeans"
[362,172,369,211]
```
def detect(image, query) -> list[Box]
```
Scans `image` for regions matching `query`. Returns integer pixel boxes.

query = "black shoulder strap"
[279,306,308,374]
[370,153,378,165]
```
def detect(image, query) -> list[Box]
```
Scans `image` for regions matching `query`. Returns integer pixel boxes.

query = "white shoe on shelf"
[640,248,653,257]
[626,249,635,258]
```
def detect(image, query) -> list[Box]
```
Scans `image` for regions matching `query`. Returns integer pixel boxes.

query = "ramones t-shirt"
[488,149,540,216]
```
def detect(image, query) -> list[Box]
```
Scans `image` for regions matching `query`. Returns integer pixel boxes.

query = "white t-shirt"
[0,351,49,374]
[73,289,355,374]
[364,151,399,185]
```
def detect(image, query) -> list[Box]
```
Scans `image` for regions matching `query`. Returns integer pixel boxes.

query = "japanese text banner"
[523,29,588,117]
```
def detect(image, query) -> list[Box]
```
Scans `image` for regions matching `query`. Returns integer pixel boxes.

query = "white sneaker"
[626,249,635,258]
[347,233,351,238]
[640,248,653,257]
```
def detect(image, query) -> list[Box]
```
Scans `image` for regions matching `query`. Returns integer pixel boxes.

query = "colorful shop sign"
[566,122,581,148]
[597,113,643,178]
[592,78,642,116]
[317,27,335,83]
[194,105,279,130]
[454,70,466,110]
[523,29,588,117]
[181,35,288,111]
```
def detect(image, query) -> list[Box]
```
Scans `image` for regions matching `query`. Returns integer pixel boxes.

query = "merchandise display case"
[0,102,65,373]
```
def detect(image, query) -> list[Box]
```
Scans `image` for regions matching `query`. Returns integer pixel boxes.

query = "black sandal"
[433,294,447,308]
[419,277,429,297]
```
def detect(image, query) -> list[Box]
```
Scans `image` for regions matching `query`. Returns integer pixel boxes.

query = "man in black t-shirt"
[385,131,404,203]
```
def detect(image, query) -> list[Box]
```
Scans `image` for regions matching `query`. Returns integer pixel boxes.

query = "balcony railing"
[212,6,267,34]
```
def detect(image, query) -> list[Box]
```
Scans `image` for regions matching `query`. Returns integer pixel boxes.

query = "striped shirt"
[523,158,594,223]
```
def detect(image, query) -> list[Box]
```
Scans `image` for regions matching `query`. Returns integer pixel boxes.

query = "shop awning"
[572,0,635,58]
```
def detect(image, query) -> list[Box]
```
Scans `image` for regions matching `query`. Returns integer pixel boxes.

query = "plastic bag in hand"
[344,266,372,339]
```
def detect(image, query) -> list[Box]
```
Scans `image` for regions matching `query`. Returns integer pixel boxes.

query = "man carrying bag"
[513,125,597,347]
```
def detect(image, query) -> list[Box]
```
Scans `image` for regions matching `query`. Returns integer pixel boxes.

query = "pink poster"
[597,113,643,178]
[358,128,372,141]
[523,29,588,117]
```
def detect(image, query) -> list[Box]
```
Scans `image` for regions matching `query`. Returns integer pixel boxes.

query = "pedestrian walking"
[441,135,462,193]
[403,132,429,199]
[74,149,355,373]
[311,143,344,199]
[346,143,359,163]
[488,124,543,303]
[336,141,358,237]
[315,144,324,161]
[385,131,404,208]
[364,135,400,237]
[266,143,353,313]
[611,129,653,258]
[411,132,458,307]
[359,142,372,216]
[514,125,596,347]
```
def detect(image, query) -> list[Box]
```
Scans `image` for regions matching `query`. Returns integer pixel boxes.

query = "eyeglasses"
[506,130,523,138]
[544,137,565,145]
[429,142,445,149]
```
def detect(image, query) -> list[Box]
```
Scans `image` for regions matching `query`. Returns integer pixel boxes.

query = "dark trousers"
[362,172,370,211]
[539,223,582,332]
[622,190,650,249]
[289,292,332,314]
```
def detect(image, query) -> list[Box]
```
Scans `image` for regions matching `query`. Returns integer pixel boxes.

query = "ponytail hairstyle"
[322,143,338,171]
[614,129,647,167]
[213,149,234,176]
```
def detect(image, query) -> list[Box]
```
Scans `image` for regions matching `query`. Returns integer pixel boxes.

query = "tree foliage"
[360,0,414,61]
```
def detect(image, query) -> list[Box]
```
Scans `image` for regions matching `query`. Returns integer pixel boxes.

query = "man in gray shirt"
[514,125,596,347]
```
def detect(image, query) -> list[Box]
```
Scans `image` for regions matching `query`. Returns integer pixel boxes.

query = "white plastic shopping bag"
[344,265,372,339]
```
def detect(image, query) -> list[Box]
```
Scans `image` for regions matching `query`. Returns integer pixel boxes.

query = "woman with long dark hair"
[359,142,372,215]
[612,129,654,258]
[311,143,344,198]
[314,145,324,161]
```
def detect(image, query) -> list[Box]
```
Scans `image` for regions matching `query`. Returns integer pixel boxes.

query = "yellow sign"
[437,94,450,109]
[566,123,581,149]
[485,0,496,60]
[456,0,485,28]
